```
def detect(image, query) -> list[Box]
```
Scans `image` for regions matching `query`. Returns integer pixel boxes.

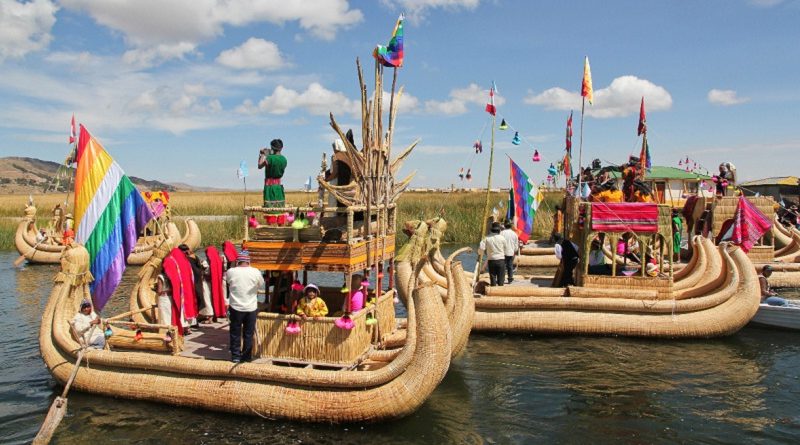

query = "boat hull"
[749,303,800,331]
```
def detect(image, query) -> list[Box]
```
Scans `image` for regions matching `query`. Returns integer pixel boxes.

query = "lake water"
[2,249,800,444]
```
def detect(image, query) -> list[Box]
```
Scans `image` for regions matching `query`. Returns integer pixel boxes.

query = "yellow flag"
[581,56,593,105]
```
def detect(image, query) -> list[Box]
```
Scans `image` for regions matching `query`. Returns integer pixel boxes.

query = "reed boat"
[427,198,762,338]
[684,195,800,288]
[40,242,452,422]
[15,200,200,265]
[39,50,460,423]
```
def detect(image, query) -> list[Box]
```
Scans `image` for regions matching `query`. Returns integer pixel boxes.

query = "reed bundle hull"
[40,245,452,422]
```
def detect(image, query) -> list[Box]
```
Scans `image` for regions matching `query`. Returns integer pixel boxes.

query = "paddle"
[33,349,85,445]
[13,238,46,267]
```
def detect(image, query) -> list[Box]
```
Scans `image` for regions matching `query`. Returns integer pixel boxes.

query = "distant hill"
[0,156,177,194]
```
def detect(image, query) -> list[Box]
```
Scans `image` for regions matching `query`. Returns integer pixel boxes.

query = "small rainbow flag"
[74,125,154,310]
[373,14,404,68]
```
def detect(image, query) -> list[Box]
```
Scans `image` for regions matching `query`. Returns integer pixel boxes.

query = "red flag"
[485,83,496,116]
[730,196,772,253]
[637,97,646,136]
[69,114,76,144]
[565,111,573,153]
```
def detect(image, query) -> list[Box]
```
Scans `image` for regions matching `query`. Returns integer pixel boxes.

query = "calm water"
[2,249,800,444]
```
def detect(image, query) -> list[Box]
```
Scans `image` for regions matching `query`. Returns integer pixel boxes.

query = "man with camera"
[258,139,287,207]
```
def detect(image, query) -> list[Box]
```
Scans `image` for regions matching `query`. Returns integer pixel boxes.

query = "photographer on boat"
[258,139,288,208]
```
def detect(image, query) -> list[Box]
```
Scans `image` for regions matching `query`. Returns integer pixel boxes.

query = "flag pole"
[577,97,585,195]
[473,111,496,287]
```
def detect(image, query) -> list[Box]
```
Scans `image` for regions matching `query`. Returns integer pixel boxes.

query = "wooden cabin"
[601,165,713,208]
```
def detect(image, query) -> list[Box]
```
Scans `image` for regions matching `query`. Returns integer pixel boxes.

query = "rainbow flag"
[508,158,540,243]
[373,14,404,68]
[74,125,154,310]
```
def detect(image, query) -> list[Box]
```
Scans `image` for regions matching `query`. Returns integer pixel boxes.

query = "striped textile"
[74,125,154,310]
[731,196,771,253]
[373,14,404,68]
[508,158,541,243]
[591,202,658,233]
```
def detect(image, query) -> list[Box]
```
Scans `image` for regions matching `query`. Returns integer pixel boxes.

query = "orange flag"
[581,56,593,105]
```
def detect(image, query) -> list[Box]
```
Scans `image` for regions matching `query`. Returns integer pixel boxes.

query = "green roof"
[604,166,711,180]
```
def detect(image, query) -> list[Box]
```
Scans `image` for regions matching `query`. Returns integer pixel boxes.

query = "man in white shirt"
[500,221,520,284]
[478,222,508,286]
[71,299,105,348]
[223,250,265,363]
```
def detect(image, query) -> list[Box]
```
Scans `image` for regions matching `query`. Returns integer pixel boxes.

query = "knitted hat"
[80,299,92,309]
[270,139,283,151]
[304,283,319,294]
[236,250,250,263]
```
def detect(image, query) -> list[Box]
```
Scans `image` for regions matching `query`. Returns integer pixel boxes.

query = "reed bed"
[0,189,565,250]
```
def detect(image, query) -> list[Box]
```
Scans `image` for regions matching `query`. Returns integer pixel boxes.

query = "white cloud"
[217,38,287,70]
[524,75,672,118]
[424,83,505,115]
[60,0,363,65]
[0,0,58,61]
[254,82,359,117]
[708,89,749,106]
[122,42,198,68]
[383,0,480,20]
[378,89,420,114]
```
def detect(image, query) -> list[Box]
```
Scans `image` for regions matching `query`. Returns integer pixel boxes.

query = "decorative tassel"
[465,169,472,181]
[499,119,508,130]
[532,149,540,162]
[365,313,378,326]
[473,140,482,153]
[291,280,304,292]
[285,321,301,335]
[512,132,521,145]
[678,159,683,166]
[458,167,464,181]
[341,286,349,293]
[134,329,143,341]
[334,315,355,330]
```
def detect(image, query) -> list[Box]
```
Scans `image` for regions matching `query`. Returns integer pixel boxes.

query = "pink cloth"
[348,290,365,312]
[731,196,771,253]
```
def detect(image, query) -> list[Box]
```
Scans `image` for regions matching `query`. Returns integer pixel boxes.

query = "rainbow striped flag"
[74,125,154,310]
[373,14,404,68]
[507,158,541,243]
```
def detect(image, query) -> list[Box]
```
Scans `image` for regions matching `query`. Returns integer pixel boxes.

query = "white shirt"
[500,228,519,257]
[554,241,579,260]
[224,265,265,312]
[71,311,104,346]
[479,233,507,261]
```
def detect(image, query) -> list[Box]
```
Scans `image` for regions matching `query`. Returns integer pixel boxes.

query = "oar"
[33,349,85,445]
[13,238,46,267]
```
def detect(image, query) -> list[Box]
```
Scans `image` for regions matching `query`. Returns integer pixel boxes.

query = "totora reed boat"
[15,197,201,266]
[425,197,762,338]
[40,49,463,424]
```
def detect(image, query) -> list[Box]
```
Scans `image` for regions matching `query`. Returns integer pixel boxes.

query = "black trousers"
[504,255,515,283]
[488,259,506,286]
[229,308,257,361]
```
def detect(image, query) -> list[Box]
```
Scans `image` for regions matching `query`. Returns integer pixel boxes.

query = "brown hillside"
[0,156,177,194]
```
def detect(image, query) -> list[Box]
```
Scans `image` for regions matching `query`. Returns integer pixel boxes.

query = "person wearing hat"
[297,283,329,318]
[258,138,288,208]
[478,221,508,286]
[223,250,265,363]
[71,299,105,349]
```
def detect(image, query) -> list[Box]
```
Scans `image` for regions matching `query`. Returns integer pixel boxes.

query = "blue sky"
[0,0,798,190]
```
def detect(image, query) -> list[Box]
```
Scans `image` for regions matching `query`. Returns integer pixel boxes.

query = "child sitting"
[296,283,329,318]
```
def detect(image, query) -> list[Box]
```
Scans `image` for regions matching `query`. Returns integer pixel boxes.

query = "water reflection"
[2,251,800,444]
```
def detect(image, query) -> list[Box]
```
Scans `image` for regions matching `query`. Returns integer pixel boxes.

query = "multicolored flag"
[637,97,647,136]
[508,157,540,243]
[485,82,497,116]
[74,125,154,310]
[581,56,593,105]
[373,14,404,68]
[565,111,573,153]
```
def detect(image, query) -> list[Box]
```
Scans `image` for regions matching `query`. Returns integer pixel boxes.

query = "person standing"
[500,221,520,284]
[258,139,288,207]
[224,251,265,363]
[554,233,580,287]
[478,222,508,286]
[671,209,683,262]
